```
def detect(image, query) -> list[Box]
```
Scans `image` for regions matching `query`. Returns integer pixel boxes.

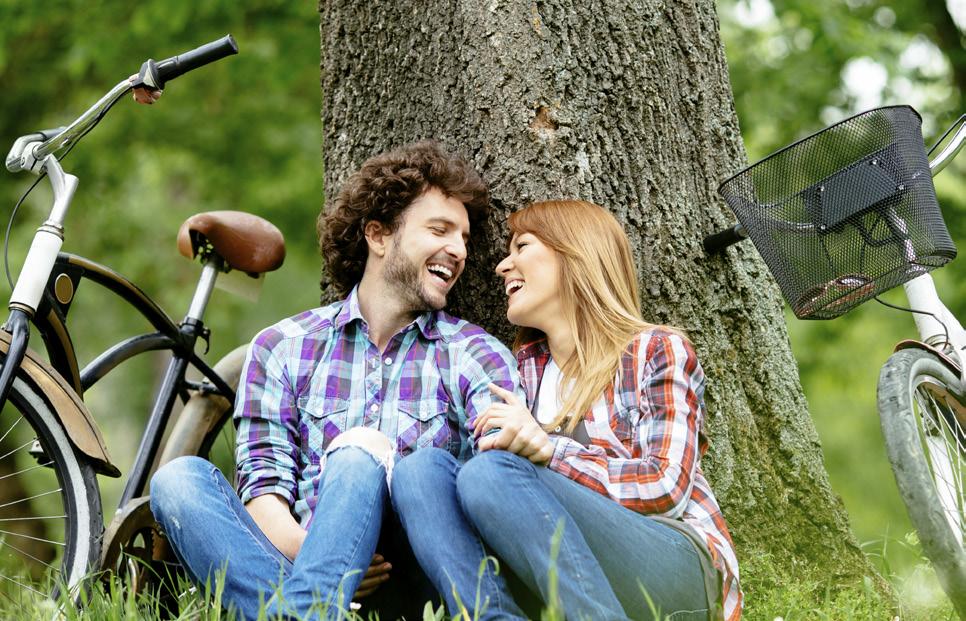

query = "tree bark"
[319,0,882,606]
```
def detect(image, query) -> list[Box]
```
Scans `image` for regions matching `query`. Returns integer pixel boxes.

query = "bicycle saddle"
[177,210,285,274]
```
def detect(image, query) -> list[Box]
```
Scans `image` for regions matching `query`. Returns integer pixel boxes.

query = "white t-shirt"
[535,358,593,444]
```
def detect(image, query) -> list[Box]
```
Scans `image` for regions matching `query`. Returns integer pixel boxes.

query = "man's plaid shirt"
[234,286,520,525]
[517,330,742,621]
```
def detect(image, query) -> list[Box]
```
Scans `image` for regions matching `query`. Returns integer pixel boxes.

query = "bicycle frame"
[0,155,236,514]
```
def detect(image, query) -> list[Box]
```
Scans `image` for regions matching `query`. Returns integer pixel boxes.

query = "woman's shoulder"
[626,326,694,354]
[621,327,702,377]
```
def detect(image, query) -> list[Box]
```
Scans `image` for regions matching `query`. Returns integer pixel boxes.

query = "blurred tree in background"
[719,0,965,603]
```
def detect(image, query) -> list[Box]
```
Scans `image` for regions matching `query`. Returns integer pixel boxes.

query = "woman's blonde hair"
[508,200,673,434]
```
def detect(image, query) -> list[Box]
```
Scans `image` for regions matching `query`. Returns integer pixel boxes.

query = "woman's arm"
[546,333,704,518]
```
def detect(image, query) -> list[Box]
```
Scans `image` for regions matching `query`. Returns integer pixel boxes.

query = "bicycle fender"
[0,331,120,477]
[894,339,963,375]
[158,344,248,465]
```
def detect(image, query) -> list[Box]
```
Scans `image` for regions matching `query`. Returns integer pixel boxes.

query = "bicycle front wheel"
[0,375,102,611]
[878,347,966,615]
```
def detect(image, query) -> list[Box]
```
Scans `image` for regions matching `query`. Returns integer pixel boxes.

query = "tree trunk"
[319,0,882,607]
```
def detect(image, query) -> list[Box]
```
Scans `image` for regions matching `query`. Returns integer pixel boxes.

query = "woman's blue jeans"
[150,450,435,620]
[391,448,710,621]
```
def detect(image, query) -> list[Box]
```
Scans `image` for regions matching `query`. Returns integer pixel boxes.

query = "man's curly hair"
[319,141,489,298]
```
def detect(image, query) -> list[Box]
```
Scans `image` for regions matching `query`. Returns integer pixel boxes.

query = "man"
[150,141,525,620]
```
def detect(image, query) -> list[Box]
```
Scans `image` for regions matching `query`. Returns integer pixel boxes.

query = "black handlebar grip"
[154,35,238,87]
[703,224,748,254]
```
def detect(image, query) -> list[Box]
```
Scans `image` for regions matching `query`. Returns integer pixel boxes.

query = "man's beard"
[383,246,447,312]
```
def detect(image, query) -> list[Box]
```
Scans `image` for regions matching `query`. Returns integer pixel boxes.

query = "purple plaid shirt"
[233,286,521,524]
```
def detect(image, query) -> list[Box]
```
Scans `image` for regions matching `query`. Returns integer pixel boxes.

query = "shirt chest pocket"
[297,395,352,460]
[396,400,460,455]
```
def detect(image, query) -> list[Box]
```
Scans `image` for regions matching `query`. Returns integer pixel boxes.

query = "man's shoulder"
[251,301,343,351]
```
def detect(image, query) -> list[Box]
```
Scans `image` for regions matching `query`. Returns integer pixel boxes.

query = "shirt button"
[370,404,379,412]
[384,357,393,365]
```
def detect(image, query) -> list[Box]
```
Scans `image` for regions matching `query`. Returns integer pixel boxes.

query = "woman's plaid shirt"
[517,330,742,621]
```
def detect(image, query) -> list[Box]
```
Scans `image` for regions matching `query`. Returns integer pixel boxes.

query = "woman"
[391,200,741,620]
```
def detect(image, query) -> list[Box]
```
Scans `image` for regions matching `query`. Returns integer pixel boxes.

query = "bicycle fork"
[903,273,966,382]
[0,155,78,409]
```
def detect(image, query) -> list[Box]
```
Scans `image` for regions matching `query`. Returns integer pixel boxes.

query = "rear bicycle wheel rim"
[0,376,101,608]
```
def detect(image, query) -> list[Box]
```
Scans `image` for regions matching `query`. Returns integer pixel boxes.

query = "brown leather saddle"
[177,210,285,274]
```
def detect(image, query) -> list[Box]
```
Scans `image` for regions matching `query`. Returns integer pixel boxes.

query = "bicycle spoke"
[915,386,966,540]
[0,528,65,547]
[0,461,53,482]
[0,438,36,462]
[0,415,23,446]
[0,539,59,570]
[0,515,66,522]
[927,392,966,519]
[0,488,62,511]
[0,572,47,598]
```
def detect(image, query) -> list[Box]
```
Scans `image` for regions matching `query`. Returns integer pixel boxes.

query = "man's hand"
[355,553,392,598]
[471,384,553,465]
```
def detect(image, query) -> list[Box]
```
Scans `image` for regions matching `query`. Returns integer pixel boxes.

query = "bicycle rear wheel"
[0,375,102,612]
[878,347,966,616]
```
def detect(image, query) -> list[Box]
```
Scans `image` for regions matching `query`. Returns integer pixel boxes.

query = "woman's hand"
[128,74,162,104]
[472,383,554,465]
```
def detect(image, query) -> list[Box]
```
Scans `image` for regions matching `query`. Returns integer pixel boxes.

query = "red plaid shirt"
[517,330,742,620]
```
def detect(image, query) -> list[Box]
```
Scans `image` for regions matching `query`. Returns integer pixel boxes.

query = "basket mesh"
[718,105,956,319]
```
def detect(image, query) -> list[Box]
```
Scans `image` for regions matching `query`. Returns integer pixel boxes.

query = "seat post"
[185,258,220,322]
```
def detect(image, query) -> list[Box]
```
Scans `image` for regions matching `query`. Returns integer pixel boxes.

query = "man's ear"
[364,220,389,258]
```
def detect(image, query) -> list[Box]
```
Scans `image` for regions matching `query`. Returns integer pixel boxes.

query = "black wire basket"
[718,105,956,320]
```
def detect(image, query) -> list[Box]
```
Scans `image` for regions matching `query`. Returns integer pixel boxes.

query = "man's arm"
[246,494,306,561]
[457,333,524,449]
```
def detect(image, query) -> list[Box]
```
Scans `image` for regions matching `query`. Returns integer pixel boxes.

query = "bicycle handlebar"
[929,114,966,177]
[5,35,238,174]
[137,34,238,91]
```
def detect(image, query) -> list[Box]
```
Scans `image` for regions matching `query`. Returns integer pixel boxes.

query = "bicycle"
[0,35,286,609]
[703,105,966,615]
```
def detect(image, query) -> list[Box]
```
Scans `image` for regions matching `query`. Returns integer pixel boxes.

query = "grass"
[0,531,959,620]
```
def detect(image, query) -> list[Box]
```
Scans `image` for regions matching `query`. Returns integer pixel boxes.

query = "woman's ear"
[364,220,388,258]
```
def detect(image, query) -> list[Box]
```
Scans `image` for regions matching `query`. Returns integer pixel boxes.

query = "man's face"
[382,187,470,312]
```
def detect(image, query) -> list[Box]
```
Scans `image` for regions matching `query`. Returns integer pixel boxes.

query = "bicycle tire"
[878,347,966,616]
[0,375,102,610]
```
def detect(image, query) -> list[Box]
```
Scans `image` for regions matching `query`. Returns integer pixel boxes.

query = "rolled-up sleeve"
[234,329,300,506]
[456,334,524,451]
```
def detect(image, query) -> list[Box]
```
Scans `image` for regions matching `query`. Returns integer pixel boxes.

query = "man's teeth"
[428,264,453,280]
[505,281,524,295]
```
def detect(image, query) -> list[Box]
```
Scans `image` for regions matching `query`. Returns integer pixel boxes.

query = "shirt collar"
[334,285,443,341]
[516,338,551,364]
[334,285,365,330]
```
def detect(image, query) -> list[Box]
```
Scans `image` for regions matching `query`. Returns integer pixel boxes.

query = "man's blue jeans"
[392,448,710,621]
[150,449,435,620]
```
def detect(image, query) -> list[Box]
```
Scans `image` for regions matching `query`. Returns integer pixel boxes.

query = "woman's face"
[495,232,563,328]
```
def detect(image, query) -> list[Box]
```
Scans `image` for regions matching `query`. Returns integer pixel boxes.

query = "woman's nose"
[495,255,511,275]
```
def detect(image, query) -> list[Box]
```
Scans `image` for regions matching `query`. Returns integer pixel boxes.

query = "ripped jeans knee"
[323,427,396,488]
